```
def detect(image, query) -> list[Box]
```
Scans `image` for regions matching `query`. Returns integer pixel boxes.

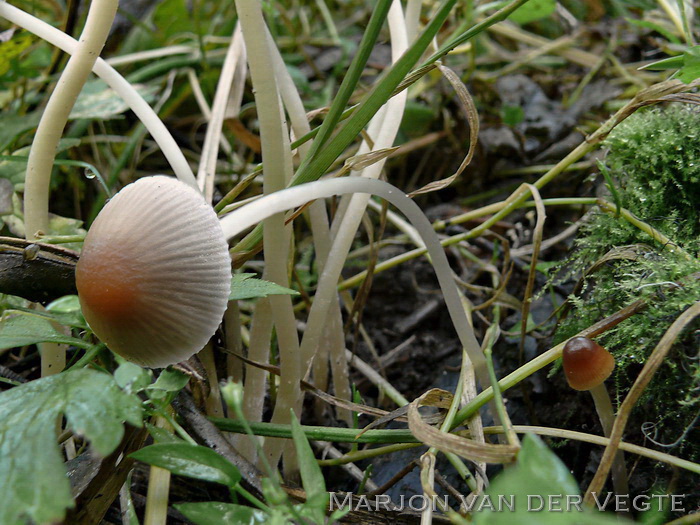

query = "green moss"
[555,104,700,460]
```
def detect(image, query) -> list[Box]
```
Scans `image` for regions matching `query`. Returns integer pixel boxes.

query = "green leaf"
[0,369,143,525]
[70,80,158,120]
[535,260,559,276]
[474,435,619,525]
[130,443,242,487]
[501,105,525,127]
[290,412,326,499]
[639,55,683,71]
[46,294,81,314]
[0,138,81,188]
[152,0,196,40]
[46,295,87,329]
[0,31,33,77]
[175,502,267,525]
[229,273,299,301]
[509,0,556,24]
[0,310,90,350]
[146,369,190,402]
[122,471,140,525]
[626,18,680,45]
[149,368,189,391]
[290,412,328,523]
[145,422,184,444]
[400,101,437,138]
[678,46,700,83]
[114,362,153,394]
[0,112,40,152]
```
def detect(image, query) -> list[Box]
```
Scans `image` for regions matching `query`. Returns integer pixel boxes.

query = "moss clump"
[555,104,700,461]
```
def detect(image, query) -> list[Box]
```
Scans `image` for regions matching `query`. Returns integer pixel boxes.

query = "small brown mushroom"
[562,336,615,391]
[76,176,232,368]
[563,336,629,500]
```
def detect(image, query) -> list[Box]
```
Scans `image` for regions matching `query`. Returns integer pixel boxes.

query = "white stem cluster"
[220,177,486,376]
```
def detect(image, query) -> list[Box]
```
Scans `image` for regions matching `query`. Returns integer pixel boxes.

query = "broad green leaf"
[509,0,556,24]
[0,369,143,525]
[399,101,436,138]
[0,31,33,77]
[114,362,153,394]
[0,112,40,152]
[175,502,267,525]
[46,294,81,313]
[46,295,87,329]
[0,139,80,188]
[678,46,700,83]
[145,422,184,444]
[148,368,189,392]
[153,0,196,40]
[230,273,299,301]
[130,443,242,486]
[474,435,619,525]
[0,311,90,350]
[70,80,158,120]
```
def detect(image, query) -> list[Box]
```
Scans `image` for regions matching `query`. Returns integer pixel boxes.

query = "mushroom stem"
[219,177,487,383]
[23,0,116,378]
[24,0,118,239]
[144,415,172,525]
[589,384,629,499]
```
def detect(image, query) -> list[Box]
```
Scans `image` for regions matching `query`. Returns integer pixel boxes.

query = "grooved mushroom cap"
[76,176,232,368]
[562,337,615,391]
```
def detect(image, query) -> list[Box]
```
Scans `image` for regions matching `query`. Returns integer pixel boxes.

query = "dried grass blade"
[409,64,479,197]
[408,389,518,464]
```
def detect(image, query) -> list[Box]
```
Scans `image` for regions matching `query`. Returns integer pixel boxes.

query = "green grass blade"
[299,0,393,165]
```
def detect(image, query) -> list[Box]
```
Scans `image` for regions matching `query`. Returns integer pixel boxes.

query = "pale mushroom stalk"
[589,384,630,500]
[144,415,172,525]
[24,0,117,240]
[219,177,487,382]
[22,0,117,378]
[235,0,301,473]
[563,337,629,500]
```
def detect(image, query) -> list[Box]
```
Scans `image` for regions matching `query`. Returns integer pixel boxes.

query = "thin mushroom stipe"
[218,176,488,384]
[563,336,629,500]
[76,176,231,368]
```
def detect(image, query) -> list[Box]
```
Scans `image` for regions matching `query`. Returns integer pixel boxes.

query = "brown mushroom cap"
[76,176,231,368]
[562,336,615,391]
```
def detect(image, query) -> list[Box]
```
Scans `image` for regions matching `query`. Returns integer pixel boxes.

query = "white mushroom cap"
[76,176,232,368]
